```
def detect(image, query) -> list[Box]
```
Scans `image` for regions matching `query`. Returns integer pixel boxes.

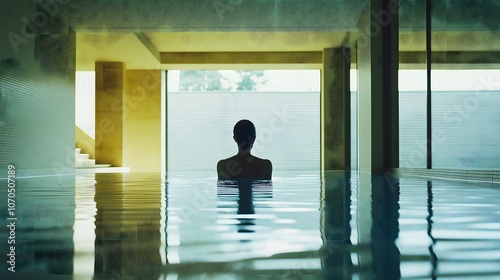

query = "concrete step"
[76,163,112,169]
[76,158,94,165]
[75,148,112,169]
[76,153,90,160]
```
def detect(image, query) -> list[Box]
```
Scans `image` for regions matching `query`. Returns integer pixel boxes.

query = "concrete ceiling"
[59,0,367,32]
[400,31,500,52]
[76,29,500,70]
[57,0,500,32]
[77,33,160,71]
[146,32,348,52]
[70,0,500,70]
[76,31,350,70]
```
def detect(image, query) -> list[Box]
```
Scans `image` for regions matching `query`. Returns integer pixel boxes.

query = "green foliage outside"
[179,70,266,91]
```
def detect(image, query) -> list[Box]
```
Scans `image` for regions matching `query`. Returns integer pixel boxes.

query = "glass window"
[167,70,321,173]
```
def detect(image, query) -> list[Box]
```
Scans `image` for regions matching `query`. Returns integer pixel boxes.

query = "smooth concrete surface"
[322,47,351,170]
[95,62,125,167]
[0,1,76,178]
[357,0,399,174]
[124,70,162,173]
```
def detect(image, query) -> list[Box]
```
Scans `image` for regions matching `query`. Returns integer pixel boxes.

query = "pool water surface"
[1,171,500,279]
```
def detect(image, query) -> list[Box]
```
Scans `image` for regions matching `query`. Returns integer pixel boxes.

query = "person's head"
[233,119,256,151]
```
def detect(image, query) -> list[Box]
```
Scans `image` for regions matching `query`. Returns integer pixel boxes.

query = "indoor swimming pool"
[1,171,500,279]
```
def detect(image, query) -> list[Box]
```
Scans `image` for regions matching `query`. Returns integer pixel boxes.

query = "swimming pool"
[1,171,500,279]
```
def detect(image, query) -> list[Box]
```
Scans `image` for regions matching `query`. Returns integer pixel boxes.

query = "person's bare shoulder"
[251,156,270,165]
[217,159,229,179]
[263,159,272,175]
[218,156,241,179]
[253,157,272,179]
[217,159,226,169]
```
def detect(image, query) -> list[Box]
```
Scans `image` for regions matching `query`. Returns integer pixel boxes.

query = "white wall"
[75,71,96,138]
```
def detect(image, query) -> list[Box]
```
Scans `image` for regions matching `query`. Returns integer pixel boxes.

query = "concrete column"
[370,0,399,173]
[95,62,125,167]
[322,48,351,171]
[124,70,162,172]
[355,2,400,275]
[357,0,399,174]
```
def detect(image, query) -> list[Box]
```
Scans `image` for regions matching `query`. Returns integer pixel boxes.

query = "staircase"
[75,148,111,169]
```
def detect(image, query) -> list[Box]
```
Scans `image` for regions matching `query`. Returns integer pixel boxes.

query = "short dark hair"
[233,119,256,149]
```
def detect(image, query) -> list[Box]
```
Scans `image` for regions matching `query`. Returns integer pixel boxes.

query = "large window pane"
[351,70,358,170]
[398,70,427,168]
[431,0,500,170]
[167,70,320,173]
[432,70,500,169]
[399,0,427,169]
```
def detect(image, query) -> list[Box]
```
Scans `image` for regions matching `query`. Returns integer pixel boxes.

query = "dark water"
[1,171,500,279]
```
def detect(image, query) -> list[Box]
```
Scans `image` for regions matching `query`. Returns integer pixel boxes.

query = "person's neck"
[237,149,252,156]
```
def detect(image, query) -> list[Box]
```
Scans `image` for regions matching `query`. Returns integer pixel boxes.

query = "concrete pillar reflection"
[371,174,401,279]
[320,171,353,278]
[94,173,163,279]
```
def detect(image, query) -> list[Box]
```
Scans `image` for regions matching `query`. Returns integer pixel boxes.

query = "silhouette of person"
[217,119,272,180]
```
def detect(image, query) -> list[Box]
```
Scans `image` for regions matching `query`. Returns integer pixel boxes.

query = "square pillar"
[95,62,125,167]
[124,70,162,172]
[357,0,399,174]
[370,0,399,173]
[322,48,351,171]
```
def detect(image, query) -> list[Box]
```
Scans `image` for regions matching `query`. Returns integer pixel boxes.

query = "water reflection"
[93,173,163,280]
[0,176,75,276]
[320,171,353,279]
[370,174,401,279]
[427,180,438,280]
[217,180,273,235]
[3,172,500,278]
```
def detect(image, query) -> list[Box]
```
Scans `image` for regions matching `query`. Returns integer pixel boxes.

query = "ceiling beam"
[134,33,161,62]
[160,51,323,65]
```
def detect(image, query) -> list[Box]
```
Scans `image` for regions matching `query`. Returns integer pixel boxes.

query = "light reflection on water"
[1,171,500,279]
